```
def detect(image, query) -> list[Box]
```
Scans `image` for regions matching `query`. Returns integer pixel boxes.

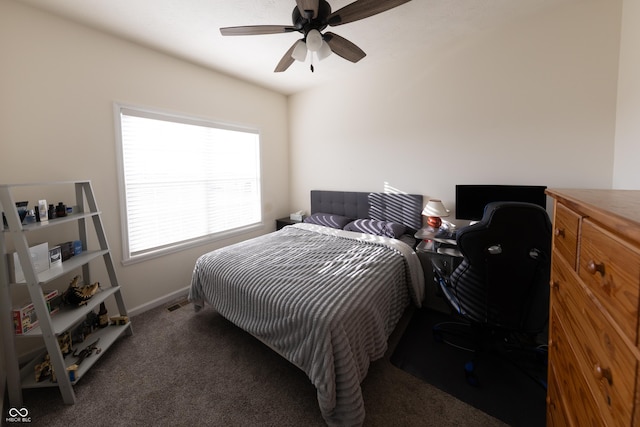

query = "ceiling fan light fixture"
[305,29,323,52]
[292,40,308,61]
[316,41,332,61]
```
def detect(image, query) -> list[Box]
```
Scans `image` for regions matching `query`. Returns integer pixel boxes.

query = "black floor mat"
[391,308,547,427]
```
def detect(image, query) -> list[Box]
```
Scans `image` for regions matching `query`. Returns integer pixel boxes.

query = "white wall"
[289,0,622,221]
[0,0,290,315]
[613,0,640,189]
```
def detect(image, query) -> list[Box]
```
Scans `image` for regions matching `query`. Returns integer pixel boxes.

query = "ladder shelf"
[0,180,132,406]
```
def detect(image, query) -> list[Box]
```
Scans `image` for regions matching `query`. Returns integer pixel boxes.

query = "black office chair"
[432,201,552,387]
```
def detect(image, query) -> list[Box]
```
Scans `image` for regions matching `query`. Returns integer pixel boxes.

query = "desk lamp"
[422,199,450,229]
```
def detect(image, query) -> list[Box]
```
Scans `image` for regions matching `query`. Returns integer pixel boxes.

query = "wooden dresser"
[546,189,640,426]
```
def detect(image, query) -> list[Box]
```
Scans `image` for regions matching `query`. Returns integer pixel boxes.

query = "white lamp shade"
[422,199,450,217]
[317,41,332,61]
[306,29,323,52]
[292,40,307,62]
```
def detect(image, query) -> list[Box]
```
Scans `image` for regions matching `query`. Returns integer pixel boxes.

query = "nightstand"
[276,217,301,230]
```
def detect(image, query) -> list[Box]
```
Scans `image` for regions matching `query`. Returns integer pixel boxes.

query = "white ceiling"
[18,0,576,95]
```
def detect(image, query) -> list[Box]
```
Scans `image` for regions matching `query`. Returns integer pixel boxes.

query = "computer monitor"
[455,185,547,221]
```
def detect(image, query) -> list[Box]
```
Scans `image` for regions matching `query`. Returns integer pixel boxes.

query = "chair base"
[432,320,548,389]
[432,321,478,353]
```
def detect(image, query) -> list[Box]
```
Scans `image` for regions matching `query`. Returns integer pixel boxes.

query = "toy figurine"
[62,275,100,306]
[73,338,100,365]
[57,332,72,356]
[35,354,56,382]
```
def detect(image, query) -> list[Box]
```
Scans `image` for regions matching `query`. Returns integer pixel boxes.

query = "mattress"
[189,223,424,426]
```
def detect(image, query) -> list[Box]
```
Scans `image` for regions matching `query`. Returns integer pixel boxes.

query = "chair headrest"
[456,201,552,259]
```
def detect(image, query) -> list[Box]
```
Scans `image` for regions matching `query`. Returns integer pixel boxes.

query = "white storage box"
[9,242,49,283]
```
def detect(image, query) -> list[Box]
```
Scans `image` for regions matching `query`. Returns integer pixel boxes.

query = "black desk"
[415,237,463,313]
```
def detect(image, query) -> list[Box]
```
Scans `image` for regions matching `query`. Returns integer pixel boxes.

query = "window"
[115,105,262,263]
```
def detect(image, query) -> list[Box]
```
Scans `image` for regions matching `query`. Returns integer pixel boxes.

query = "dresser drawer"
[547,366,573,427]
[552,257,636,426]
[579,219,640,341]
[553,202,581,269]
[549,309,606,427]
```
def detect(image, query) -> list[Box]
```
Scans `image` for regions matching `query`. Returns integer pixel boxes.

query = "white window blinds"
[117,106,261,262]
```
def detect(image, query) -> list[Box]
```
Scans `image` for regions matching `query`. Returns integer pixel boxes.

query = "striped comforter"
[189,223,424,426]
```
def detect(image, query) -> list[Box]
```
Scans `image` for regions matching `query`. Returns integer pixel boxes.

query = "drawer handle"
[587,260,605,276]
[594,364,613,385]
[546,396,555,410]
[550,280,560,290]
[554,228,565,238]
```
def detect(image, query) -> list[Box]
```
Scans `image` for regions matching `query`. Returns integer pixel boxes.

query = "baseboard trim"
[127,286,191,318]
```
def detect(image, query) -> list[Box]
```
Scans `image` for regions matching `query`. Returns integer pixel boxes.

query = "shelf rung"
[11,250,109,286]
[2,211,101,234]
[20,322,132,389]
[16,287,122,337]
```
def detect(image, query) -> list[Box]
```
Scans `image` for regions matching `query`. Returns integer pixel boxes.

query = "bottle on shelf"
[97,302,109,328]
[56,202,67,217]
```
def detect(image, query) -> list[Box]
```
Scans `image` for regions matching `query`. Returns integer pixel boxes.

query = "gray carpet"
[17,301,507,426]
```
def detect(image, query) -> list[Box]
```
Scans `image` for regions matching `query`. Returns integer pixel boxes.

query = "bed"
[189,191,425,426]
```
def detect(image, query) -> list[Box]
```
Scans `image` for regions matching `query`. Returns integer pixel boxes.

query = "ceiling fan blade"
[296,0,319,19]
[323,32,366,63]
[220,25,297,36]
[328,0,412,26]
[274,40,300,73]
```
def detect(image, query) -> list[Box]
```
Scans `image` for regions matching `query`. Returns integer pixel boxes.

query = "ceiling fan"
[220,0,412,72]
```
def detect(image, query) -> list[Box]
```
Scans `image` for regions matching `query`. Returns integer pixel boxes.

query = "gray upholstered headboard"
[310,190,424,233]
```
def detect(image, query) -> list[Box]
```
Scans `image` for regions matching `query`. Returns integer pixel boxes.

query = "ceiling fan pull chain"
[310,54,315,72]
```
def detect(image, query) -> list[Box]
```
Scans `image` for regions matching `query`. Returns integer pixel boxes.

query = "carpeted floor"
[12,301,509,426]
[391,308,547,427]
